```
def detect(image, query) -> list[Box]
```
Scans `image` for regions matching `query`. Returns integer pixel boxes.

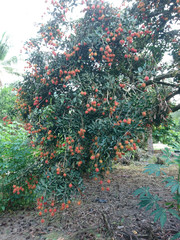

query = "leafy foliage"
[134,145,180,238]
[153,116,180,145]
[11,0,180,221]
[143,164,167,176]
[0,85,17,120]
[0,122,38,211]
[0,32,9,61]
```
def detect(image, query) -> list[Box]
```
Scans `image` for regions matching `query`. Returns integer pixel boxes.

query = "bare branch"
[166,88,180,102]
[146,70,180,86]
[154,81,179,88]
[171,103,180,113]
[154,71,180,82]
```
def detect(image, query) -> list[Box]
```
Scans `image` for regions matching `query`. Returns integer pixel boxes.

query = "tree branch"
[166,88,180,102]
[154,71,180,82]
[171,103,180,113]
[155,81,179,88]
[146,70,180,86]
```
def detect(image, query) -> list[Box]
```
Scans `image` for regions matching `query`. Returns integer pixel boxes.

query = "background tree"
[0,32,19,87]
[128,0,180,112]
[0,85,17,120]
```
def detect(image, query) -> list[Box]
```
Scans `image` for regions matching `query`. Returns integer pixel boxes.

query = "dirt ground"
[0,162,179,240]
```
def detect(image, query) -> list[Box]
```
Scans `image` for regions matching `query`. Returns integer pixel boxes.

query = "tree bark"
[147,127,154,155]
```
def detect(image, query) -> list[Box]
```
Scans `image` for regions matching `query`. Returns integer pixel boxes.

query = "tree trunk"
[147,127,154,155]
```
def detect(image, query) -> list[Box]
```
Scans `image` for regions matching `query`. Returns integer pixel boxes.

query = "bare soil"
[0,162,179,240]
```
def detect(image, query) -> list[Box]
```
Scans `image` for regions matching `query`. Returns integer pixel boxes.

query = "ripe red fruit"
[144,76,149,81]
[90,155,95,160]
[142,111,146,117]
[41,219,45,223]
[141,83,146,88]
[134,56,139,61]
[120,40,125,45]
[52,51,57,56]
[95,168,99,172]
[120,83,125,88]
[39,211,42,216]
[69,183,73,188]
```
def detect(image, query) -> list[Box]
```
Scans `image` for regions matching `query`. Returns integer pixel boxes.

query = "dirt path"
[0,163,179,240]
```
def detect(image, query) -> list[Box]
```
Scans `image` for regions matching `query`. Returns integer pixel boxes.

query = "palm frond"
[0,32,9,61]
[2,56,18,65]
[2,66,21,76]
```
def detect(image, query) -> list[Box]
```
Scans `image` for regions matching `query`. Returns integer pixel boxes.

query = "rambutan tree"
[14,0,180,217]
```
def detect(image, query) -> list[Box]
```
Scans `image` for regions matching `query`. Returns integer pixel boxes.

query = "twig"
[69,226,100,240]
[101,211,114,237]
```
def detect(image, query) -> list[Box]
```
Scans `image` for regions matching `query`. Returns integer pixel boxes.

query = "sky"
[0,0,47,58]
[0,0,51,84]
[0,0,122,85]
[0,0,122,59]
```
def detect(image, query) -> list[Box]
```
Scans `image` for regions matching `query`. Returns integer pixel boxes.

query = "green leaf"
[138,67,143,73]
[171,184,179,193]
[171,232,180,240]
[151,208,167,228]
[145,202,154,211]
[133,187,150,197]
[160,211,167,228]
[139,198,151,208]
[168,209,180,220]
[153,209,162,223]
[143,164,166,176]
[1,206,5,211]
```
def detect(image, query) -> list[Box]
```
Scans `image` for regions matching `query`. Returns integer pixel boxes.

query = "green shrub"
[0,121,39,211]
[0,85,17,120]
[134,144,180,239]
[153,115,180,145]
